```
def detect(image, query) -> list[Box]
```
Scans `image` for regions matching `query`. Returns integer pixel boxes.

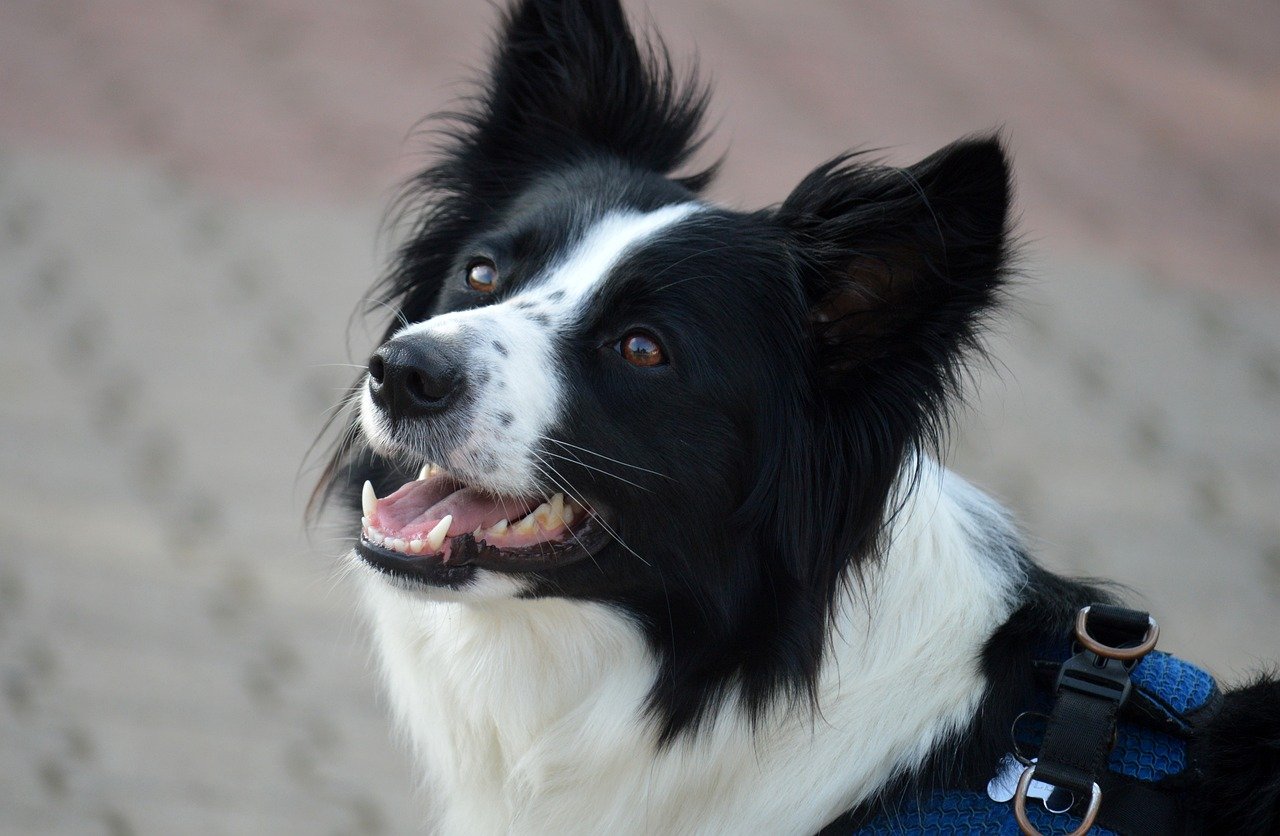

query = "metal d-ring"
[1075,605,1159,662]
[1009,711,1049,766]
[1013,764,1101,836]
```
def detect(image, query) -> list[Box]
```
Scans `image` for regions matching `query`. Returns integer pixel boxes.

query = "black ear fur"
[475,0,715,190]
[779,136,1011,400]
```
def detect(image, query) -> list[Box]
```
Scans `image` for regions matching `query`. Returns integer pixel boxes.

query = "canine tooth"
[409,539,424,553]
[361,515,370,528]
[488,519,509,536]
[418,465,431,481]
[473,526,483,538]
[426,515,452,551]
[362,481,378,517]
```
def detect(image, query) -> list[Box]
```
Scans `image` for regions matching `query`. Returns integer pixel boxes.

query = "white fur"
[353,459,1025,834]
[360,204,700,501]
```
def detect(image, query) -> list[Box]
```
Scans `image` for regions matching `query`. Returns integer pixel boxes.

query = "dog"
[315,1,1280,832]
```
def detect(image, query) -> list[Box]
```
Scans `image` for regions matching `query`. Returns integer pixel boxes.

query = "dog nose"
[367,336,461,417]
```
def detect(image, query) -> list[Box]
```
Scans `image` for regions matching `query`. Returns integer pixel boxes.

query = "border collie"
[315,1,1280,832]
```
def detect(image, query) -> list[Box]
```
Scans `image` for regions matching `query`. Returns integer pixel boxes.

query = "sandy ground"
[1,1,1277,833]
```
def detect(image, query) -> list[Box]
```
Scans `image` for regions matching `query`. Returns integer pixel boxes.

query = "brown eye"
[466,259,498,293]
[619,332,666,367]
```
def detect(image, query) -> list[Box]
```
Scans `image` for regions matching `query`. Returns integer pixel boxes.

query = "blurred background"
[1,1,1277,833]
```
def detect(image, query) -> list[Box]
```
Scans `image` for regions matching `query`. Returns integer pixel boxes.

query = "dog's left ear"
[779,136,1011,402]
[461,0,715,191]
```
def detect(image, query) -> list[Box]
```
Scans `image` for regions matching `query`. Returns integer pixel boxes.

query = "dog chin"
[351,551,530,602]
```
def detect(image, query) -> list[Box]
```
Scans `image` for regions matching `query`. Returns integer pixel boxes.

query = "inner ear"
[809,250,925,361]
[812,251,917,319]
[782,136,1012,379]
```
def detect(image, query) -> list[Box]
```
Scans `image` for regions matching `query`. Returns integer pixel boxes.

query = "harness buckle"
[1056,649,1133,705]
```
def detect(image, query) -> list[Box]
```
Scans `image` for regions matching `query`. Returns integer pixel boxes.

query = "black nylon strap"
[1092,776,1190,835]
[1033,606,1152,798]
[1087,605,1153,648]
[1035,687,1118,792]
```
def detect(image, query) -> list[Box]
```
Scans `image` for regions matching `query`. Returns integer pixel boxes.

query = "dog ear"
[779,136,1011,409]
[461,0,714,191]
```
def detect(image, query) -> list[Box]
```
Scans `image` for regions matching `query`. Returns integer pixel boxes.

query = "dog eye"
[618,331,666,367]
[466,259,498,293]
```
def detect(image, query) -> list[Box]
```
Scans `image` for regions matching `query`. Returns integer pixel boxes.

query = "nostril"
[405,369,427,402]
[368,353,386,384]
[404,367,455,404]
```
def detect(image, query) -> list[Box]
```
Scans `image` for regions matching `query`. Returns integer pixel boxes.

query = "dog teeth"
[513,513,538,535]
[361,490,589,553]
[418,463,443,481]
[533,501,555,527]
[531,493,570,529]
[426,515,452,552]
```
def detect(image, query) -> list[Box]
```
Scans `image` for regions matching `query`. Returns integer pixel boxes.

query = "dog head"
[323,0,1011,736]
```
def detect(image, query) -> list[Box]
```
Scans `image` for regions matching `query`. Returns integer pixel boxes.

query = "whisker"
[531,453,651,568]
[539,450,651,493]
[361,296,411,331]
[527,461,601,573]
[540,436,674,481]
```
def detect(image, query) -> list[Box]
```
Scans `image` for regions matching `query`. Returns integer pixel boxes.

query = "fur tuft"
[1191,674,1280,835]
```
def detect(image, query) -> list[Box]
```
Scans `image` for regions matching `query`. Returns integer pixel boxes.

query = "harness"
[843,605,1220,835]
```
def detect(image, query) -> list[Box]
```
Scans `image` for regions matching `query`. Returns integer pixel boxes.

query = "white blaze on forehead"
[535,202,701,311]
[390,201,700,342]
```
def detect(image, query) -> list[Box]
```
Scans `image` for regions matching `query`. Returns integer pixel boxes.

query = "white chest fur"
[355,464,1022,834]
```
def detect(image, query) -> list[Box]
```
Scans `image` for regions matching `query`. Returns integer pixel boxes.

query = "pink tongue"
[372,476,537,537]
[406,487,535,535]
[374,477,459,530]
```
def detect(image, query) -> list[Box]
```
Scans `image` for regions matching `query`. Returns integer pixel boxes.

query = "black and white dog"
[317,1,1280,832]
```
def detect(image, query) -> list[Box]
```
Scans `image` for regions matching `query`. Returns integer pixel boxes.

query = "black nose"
[367,336,462,418]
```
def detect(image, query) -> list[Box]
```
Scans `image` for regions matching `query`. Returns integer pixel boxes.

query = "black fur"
[314,0,1280,827]
[1189,675,1280,834]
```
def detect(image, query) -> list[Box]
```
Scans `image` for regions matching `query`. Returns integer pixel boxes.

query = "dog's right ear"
[455,0,715,192]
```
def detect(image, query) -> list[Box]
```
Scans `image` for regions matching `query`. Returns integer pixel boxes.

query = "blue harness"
[845,608,1219,835]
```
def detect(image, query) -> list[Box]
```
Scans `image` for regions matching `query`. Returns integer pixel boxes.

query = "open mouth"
[355,464,610,584]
